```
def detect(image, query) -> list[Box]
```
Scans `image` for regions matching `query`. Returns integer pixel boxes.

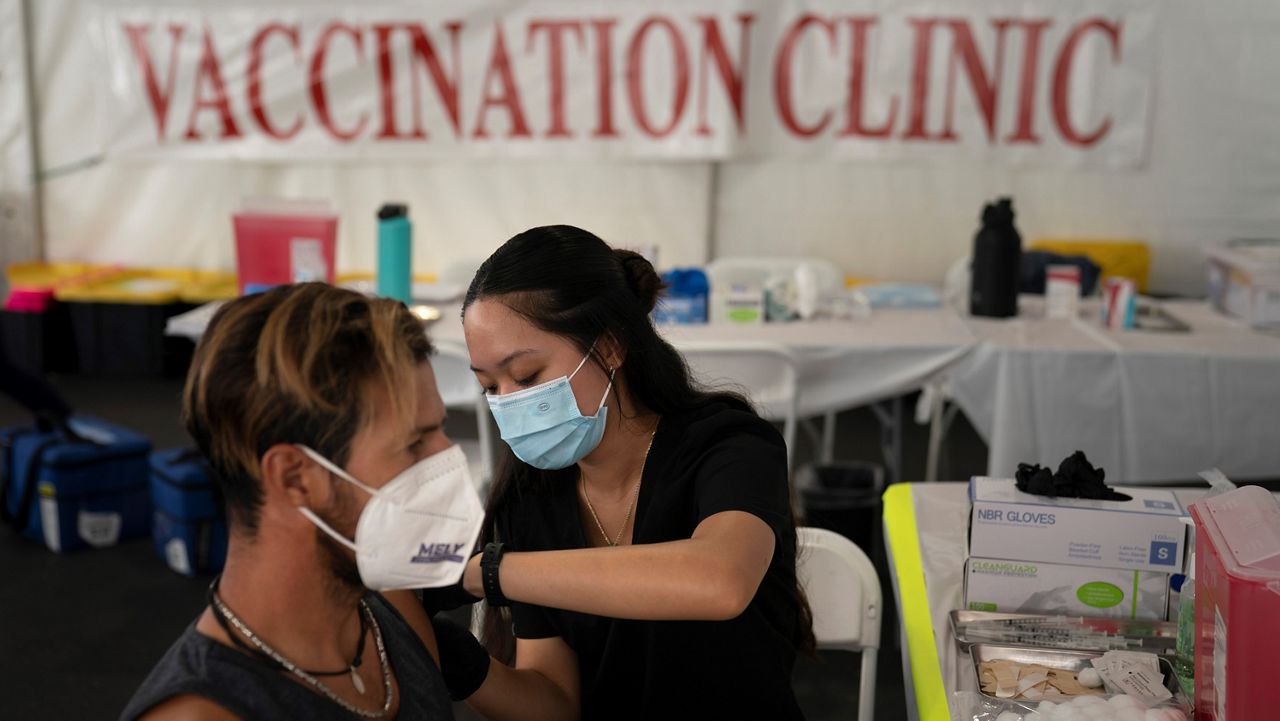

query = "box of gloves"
[968,477,1187,574]
[964,557,1170,620]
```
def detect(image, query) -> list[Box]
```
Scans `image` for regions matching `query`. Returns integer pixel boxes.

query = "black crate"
[66,301,195,378]
[0,305,77,374]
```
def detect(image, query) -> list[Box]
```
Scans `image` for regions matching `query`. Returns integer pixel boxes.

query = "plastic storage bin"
[1188,485,1280,721]
[1205,238,1280,329]
[653,268,709,324]
[54,269,203,377]
[1,289,76,374]
[149,448,227,577]
[0,417,152,552]
[3,262,121,374]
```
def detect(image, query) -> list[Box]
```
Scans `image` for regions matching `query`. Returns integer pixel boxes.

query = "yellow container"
[177,270,238,304]
[5,262,122,291]
[54,268,230,305]
[1029,239,1151,293]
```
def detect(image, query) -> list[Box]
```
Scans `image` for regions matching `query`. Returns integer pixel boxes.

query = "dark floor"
[0,374,995,720]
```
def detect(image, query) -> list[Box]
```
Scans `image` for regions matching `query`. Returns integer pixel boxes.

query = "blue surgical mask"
[486,348,613,470]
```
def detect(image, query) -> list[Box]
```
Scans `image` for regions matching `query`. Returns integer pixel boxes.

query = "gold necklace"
[581,427,657,547]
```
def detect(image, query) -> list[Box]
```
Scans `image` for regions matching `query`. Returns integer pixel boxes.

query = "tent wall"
[23,0,1280,295]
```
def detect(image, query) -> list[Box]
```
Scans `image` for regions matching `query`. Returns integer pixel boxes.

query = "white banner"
[90,0,1157,166]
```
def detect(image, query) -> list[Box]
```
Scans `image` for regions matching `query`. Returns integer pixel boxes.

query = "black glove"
[432,616,491,701]
[420,581,482,617]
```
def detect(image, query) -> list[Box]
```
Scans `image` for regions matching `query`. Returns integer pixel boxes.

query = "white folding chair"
[431,340,494,491]
[679,341,801,468]
[797,526,882,721]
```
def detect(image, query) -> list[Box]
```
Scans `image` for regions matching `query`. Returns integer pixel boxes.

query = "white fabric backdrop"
[18,0,1280,296]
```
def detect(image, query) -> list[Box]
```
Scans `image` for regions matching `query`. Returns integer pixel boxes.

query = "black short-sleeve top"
[495,401,807,721]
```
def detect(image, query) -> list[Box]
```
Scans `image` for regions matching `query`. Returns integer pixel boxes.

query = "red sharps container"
[1188,485,1280,720]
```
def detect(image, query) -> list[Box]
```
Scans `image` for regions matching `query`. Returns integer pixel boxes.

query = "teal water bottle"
[377,204,412,304]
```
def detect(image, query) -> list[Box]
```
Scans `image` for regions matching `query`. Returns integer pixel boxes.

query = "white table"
[167,295,1280,484]
[943,300,1280,483]
[883,482,1219,721]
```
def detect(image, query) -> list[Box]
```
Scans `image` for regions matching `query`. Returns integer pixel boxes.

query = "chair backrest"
[797,526,881,652]
[680,342,799,463]
[431,340,482,410]
[431,340,495,487]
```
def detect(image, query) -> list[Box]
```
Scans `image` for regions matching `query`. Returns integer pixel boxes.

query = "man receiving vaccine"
[121,283,482,721]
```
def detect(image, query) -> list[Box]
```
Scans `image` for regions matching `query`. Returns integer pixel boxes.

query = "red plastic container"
[232,199,338,294]
[4,287,55,312]
[1188,485,1280,721]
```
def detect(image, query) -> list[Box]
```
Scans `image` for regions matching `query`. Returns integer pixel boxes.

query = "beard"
[314,488,366,597]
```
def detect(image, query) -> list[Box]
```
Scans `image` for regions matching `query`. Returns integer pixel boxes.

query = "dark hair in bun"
[612,248,665,314]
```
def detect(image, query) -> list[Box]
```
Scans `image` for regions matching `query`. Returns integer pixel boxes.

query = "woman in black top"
[438,225,814,720]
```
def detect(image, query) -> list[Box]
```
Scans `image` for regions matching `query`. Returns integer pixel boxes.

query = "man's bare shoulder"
[136,695,242,721]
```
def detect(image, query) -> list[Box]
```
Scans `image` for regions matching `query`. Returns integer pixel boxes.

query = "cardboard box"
[964,557,1170,620]
[968,478,1187,574]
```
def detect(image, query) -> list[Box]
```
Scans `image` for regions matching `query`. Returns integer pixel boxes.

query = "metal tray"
[969,643,1188,707]
[950,610,1178,653]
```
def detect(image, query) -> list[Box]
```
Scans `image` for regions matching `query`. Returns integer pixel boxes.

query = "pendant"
[351,666,366,695]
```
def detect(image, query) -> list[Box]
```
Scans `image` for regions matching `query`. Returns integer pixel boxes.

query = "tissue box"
[969,478,1187,574]
[964,557,1169,620]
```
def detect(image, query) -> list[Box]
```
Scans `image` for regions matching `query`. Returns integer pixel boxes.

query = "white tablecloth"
[946,300,1280,482]
[167,295,1280,483]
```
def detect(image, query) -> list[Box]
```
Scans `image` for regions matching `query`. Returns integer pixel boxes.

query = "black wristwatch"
[480,542,510,607]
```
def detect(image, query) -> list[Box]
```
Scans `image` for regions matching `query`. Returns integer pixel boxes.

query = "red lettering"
[372,25,415,139]
[1052,18,1121,146]
[626,18,691,139]
[473,24,531,139]
[123,23,186,139]
[399,23,465,139]
[774,15,837,138]
[309,22,369,142]
[184,26,240,140]
[528,20,585,138]
[247,23,303,141]
[1005,19,1052,144]
[902,18,941,140]
[839,17,897,138]
[941,19,1011,143]
[591,20,619,138]
[694,14,754,137]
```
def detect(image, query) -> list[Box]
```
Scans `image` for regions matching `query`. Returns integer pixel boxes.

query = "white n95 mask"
[295,444,484,591]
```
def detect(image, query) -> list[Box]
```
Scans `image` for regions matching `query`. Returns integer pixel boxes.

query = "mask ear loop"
[298,506,360,553]
[594,368,616,412]
[568,338,600,381]
[294,445,378,553]
[569,337,614,413]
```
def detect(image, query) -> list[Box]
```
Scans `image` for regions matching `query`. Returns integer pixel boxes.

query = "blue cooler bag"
[149,448,227,576]
[0,417,152,552]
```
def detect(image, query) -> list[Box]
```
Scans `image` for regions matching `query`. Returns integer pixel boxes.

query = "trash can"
[797,461,885,558]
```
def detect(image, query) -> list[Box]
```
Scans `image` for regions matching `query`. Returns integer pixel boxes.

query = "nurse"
[438,225,814,720]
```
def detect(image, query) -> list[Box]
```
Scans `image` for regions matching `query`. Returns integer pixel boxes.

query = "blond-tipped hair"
[182,283,432,533]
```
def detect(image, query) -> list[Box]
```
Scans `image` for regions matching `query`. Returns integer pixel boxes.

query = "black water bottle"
[969,197,1022,318]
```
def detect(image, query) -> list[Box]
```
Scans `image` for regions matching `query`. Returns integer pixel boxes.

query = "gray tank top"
[119,593,454,720]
